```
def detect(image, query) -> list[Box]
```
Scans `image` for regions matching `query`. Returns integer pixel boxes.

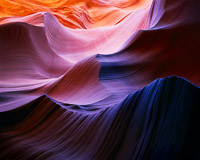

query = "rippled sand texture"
[0,0,200,159]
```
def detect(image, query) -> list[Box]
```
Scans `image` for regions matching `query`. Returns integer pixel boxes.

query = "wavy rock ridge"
[0,77,199,159]
[0,0,200,159]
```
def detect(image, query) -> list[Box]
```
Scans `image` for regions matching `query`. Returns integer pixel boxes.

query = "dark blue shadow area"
[0,76,199,160]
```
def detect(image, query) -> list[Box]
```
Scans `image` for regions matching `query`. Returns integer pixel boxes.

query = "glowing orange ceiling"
[0,0,151,28]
